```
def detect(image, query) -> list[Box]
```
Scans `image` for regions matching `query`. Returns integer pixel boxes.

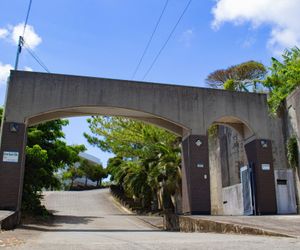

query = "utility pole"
[14,36,24,70]
[14,0,33,70]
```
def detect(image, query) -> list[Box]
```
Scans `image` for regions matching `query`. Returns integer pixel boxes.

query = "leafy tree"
[79,159,94,186]
[85,116,181,212]
[63,165,84,188]
[206,60,267,92]
[88,164,107,186]
[23,120,86,215]
[264,47,300,114]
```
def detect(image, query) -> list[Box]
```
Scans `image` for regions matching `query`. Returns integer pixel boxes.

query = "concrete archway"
[0,71,277,225]
[207,116,277,216]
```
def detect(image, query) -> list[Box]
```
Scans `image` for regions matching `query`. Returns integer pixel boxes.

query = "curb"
[178,216,295,238]
[109,189,163,230]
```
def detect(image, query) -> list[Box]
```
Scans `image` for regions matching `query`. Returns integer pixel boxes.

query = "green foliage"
[208,124,218,138]
[63,165,84,188]
[63,158,107,188]
[23,120,86,215]
[264,47,300,114]
[287,136,299,169]
[85,116,181,212]
[223,79,235,91]
[206,60,267,92]
[87,164,107,186]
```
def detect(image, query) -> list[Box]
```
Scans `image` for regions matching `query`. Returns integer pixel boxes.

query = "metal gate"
[240,165,255,215]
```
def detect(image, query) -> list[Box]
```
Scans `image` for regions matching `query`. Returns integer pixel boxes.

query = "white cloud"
[180,29,195,47]
[0,23,42,50]
[0,63,13,86]
[211,0,300,54]
[11,23,42,49]
[23,66,33,71]
[0,28,8,39]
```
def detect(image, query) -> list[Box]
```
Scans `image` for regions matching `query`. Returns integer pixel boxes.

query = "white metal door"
[240,166,253,215]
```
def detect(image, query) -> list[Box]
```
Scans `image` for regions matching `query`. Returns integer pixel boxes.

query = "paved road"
[1,189,300,249]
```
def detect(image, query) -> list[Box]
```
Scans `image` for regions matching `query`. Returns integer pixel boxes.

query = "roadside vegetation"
[84,117,181,213]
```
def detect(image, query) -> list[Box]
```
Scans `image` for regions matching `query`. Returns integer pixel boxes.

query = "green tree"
[23,120,86,215]
[63,165,84,188]
[206,60,267,92]
[89,164,107,187]
[85,116,181,212]
[79,159,94,187]
[264,47,300,114]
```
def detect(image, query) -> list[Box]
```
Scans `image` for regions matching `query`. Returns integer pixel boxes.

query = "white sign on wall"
[261,164,270,171]
[3,151,19,163]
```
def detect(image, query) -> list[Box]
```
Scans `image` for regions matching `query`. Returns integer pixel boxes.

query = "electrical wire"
[131,0,169,79]
[22,0,33,37]
[23,40,50,73]
[142,0,192,80]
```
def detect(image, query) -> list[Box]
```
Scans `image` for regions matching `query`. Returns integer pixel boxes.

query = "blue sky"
[1,0,299,165]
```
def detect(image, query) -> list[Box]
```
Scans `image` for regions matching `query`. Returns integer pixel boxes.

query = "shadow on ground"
[18,225,161,233]
[21,215,103,228]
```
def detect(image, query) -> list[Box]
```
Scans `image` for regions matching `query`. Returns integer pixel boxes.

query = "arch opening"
[25,106,190,137]
[207,116,254,216]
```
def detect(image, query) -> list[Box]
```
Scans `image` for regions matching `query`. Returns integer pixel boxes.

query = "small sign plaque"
[261,164,270,171]
[197,163,204,168]
[3,151,19,163]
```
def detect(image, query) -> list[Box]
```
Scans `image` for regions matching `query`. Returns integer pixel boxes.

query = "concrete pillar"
[244,139,277,214]
[208,132,223,215]
[181,135,211,214]
[0,122,27,213]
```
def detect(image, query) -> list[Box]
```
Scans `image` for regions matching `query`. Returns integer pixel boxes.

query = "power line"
[22,0,33,37]
[131,0,169,79]
[15,0,33,70]
[23,40,50,73]
[14,0,50,73]
[142,0,192,80]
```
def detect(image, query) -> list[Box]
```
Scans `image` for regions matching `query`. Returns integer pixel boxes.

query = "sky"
[1,0,299,166]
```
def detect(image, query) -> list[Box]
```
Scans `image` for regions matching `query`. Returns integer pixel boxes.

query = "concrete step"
[0,211,16,230]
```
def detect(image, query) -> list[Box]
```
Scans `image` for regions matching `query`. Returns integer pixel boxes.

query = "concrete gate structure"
[0,71,277,224]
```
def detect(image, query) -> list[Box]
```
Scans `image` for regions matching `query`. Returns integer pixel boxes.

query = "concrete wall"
[283,86,300,213]
[274,170,297,214]
[222,184,244,215]
[218,126,248,187]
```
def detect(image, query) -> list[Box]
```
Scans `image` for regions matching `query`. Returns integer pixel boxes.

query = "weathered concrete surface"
[5,71,272,137]
[222,184,243,215]
[0,211,14,223]
[180,215,300,238]
[1,189,300,250]
[208,132,223,215]
[0,210,15,229]
[274,169,297,214]
[284,86,300,213]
